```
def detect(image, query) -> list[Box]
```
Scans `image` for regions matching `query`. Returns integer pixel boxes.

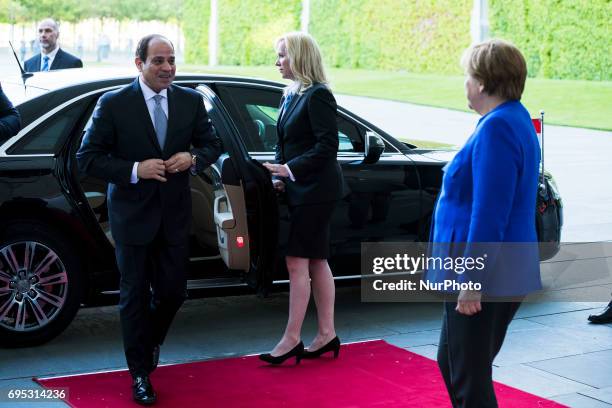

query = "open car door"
[196,85,279,296]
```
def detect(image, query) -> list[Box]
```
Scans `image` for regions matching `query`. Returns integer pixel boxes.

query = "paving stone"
[527,350,612,389]
[527,309,612,331]
[494,326,611,366]
[515,302,607,319]
[384,330,441,348]
[405,344,438,361]
[507,319,546,332]
[551,393,612,408]
[492,364,597,398]
[580,387,612,405]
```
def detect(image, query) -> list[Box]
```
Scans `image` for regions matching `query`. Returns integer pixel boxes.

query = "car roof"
[2,68,284,106]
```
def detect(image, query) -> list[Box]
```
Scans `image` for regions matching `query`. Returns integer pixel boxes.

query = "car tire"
[0,222,83,347]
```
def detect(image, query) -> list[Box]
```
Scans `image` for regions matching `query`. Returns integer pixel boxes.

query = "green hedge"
[217,0,301,65]
[184,0,211,64]
[184,0,472,74]
[309,0,472,74]
[183,0,609,80]
[184,0,300,66]
[489,0,611,80]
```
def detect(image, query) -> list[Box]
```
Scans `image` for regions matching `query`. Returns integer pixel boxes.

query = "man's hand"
[137,159,167,182]
[263,162,289,178]
[272,179,285,192]
[164,152,192,173]
[456,289,482,316]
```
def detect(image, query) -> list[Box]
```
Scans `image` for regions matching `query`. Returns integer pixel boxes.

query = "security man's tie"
[41,55,50,71]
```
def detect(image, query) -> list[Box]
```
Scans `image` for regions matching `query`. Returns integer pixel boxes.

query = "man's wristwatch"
[191,154,197,167]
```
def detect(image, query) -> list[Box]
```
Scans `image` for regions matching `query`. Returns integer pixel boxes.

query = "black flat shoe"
[259,341,304,365]
[302,336,341,359]
[132,375,156,405]
[588,302,612,324]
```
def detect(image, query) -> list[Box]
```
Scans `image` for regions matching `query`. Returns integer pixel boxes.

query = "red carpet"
[35,340,567,407]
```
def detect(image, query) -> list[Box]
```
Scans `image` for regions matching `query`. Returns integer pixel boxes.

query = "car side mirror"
[363,131,385,164]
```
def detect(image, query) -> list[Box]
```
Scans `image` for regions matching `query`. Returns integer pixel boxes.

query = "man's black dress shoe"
[259,341,304,365]
[302,336,341,359]
[132,376,156,405]
[150,345,160,373]
[588,302,612,324]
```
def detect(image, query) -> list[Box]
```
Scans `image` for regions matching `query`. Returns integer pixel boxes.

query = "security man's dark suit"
[0,84,21,143]
[24,48,83,72]
[77,78,222,377]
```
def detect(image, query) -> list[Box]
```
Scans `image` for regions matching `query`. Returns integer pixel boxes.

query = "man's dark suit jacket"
[0,85,21,143]
[76,79,222,246]
[275,83,343,206]
[24,48,83,72]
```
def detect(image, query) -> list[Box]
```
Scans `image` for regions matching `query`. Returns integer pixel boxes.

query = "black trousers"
[115,230,188,378]
[437,300,522,408]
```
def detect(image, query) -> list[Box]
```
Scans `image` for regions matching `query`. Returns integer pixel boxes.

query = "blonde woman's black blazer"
[275,83,343,206]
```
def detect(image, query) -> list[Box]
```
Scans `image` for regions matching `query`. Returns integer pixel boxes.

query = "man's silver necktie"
[153,94,167,149]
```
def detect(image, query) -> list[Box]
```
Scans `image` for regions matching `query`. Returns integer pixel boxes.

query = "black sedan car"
[0,70,561,347]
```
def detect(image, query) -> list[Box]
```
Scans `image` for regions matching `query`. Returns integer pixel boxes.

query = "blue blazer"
[24,48,83,72]
[425,100,542,296]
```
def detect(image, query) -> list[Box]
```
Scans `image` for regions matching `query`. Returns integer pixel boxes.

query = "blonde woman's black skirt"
[286,201,337,259]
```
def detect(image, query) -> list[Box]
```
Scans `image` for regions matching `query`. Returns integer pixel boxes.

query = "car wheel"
[0,222,82,347]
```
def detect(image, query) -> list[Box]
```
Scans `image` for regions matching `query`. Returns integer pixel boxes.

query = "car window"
[337,115,365,152]
[216,84,366,153]
[215,85,279,152]
[8,102,83,155]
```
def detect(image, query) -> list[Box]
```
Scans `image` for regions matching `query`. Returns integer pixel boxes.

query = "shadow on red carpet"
[35,340,567,407]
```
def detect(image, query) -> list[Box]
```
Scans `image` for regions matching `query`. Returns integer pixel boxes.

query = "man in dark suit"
[24,19,83,72]
[0,83,21,143]
[77,34,221,405]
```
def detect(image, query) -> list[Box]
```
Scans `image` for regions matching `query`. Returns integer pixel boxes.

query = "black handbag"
[534,112,563,260]
[536,172,563,260]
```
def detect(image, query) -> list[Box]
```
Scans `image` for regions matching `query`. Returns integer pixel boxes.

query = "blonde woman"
[261,32,343,364]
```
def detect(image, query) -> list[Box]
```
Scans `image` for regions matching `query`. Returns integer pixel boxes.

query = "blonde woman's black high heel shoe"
[302,336,341,359]
[259,341,304,365]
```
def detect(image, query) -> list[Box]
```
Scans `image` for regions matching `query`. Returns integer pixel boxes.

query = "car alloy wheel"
[0,221,82,347]
[0,241,69,332]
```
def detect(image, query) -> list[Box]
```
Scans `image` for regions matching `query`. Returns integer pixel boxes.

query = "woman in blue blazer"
[260,32,343,364]
[426,40,541,407]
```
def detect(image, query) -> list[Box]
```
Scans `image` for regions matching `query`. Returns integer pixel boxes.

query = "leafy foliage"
[489,0,611,80]
[183,0,471,73]
[184,0,301,66]
[5,0,180,23]
[309,0,472,74]
[8,0,609,81]
[184,0,211,64]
